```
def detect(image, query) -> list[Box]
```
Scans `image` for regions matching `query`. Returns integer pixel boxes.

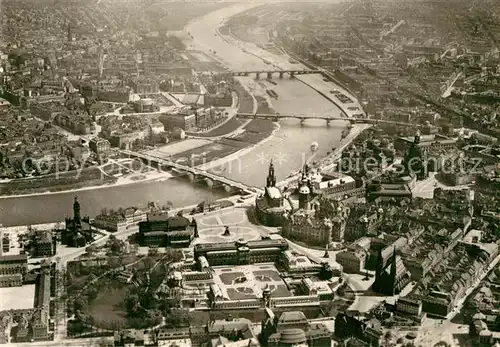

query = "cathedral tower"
[266,160,276,187]
[73,196,81,227]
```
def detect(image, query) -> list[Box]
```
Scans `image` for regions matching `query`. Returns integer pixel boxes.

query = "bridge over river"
[229,69,320,79]
[120,150,262,194]
[236,113,425,128]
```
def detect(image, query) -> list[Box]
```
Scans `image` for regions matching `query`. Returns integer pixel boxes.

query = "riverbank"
[197,121,280,171]
[0,169,174,200]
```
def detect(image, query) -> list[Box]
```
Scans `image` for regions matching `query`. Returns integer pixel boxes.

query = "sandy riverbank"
[0,170,174,200]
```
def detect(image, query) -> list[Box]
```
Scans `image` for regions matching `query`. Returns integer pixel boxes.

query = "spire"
[266,160,276,187]
[389,247,397,295]
[375,246,383,283]
[73,196,81,226]
[414,130,421,144]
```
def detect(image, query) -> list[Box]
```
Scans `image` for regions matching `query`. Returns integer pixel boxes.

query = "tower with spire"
[73,196,81,227]
[266,160,276,187]
[373,246,410,296]
[63,195,93,248]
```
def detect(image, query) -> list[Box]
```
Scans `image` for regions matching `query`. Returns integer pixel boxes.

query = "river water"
[0,3,345,226]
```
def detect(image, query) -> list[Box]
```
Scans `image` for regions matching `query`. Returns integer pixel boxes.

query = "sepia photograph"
[0,0,500,346]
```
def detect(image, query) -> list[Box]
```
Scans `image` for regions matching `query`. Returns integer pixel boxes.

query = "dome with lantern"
[299,185,310,195]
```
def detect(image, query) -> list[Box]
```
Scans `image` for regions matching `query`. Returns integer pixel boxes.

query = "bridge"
[236,113,425,128]
[229,69,320,79]
[119,150,261,194]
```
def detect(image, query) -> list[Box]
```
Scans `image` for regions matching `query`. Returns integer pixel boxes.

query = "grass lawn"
[270,285,291,298]
[227,287,257,300]
[189,118,244,138]
[219,272,245,285]
[89,280,128,329]
[253,270,282,281]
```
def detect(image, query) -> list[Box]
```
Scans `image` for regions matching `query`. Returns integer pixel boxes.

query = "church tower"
[374,246,383,292]
[73,196,81,227]
[389,247,397,296]
[298,173,311,210]
[266,160,276,187]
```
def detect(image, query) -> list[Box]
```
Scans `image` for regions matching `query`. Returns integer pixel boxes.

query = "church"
[372,247,411,296]
[61,196,94,248]
[255,161,289,226]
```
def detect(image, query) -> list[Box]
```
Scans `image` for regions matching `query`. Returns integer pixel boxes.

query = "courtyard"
[193,208,263,245]
[212,264,291,300]
[0,284,35,311]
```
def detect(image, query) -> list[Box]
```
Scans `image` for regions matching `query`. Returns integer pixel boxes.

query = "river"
[0,3,346,226]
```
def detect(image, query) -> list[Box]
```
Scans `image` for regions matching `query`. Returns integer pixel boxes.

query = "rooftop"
[0,284,36,311]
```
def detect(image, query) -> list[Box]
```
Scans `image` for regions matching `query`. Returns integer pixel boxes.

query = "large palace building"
[194,238,289,267]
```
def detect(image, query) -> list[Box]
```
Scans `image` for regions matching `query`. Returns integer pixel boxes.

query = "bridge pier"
[205,178,214,188]
[273,117,279,122]
[326,119,331,126]
[267,72,272,79]
[187,172,195,182]
[279,72,284,79]
[299,118,305,124]
[255,72,260,80]
[223,184,231,193]
[290,72,295,79]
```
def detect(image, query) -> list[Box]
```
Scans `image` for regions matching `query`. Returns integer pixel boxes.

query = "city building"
[62,196,94,248]
[334,313,383,347]
[261,310,331,347]
[159,111,197,131]
[94,207,147,233]
[137,214,195,247]
[335,237,370,273]
[33,231,57,258]
[255,161,288,227]
[89,137,111,155]
[394,133,457,153]
[194,238,289,267]
[0,254,28,287]
[372,247,411,296]
[32,269,51,341]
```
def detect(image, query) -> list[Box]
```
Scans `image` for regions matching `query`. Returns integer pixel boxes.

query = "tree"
[148,248,159,257]
[143,257,155,271]
[87,287,98,302]
[74,296,88,313]
[124,293,140,315]
[145,309,163,327]
[319,263,333,280]
[107,256,121,269]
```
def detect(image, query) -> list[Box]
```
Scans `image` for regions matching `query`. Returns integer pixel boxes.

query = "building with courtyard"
[194,238,289,267]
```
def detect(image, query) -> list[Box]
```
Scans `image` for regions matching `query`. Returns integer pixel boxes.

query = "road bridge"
[119,150,260,194]
[236,113,425,128]
[229,69,320,79]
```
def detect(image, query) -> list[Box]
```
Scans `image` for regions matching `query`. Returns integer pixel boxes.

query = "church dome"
[299,185,310,195]
[280,329,307,345]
